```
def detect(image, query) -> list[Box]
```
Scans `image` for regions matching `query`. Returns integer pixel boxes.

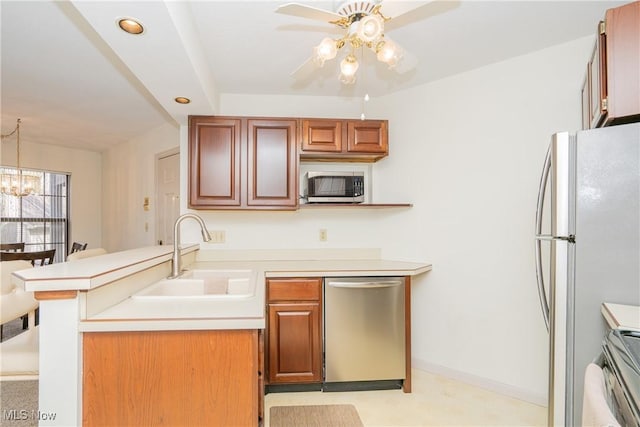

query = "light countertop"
[602,303,640,331]
[13,246,432,332]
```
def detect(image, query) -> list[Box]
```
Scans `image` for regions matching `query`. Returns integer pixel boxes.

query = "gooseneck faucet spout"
[168,213,212,279]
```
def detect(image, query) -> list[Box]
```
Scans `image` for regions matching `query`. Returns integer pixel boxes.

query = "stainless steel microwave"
[304,171,365,203]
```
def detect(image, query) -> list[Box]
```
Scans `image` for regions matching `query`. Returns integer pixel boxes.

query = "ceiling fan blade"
[384,0,460,31]
[379,0,432,20]
[291,56,320,80]
[276,3,344,23]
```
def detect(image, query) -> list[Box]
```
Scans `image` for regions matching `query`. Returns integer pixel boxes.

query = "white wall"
[370,36,594,403]
[1,139,102,251]
[101,122,179,252]
[101,35,594,404]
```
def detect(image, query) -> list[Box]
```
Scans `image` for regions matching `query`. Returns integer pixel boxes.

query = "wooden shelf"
[299,203,412,209]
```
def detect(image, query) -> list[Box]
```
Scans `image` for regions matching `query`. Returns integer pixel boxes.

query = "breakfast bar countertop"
[12,246,432,332]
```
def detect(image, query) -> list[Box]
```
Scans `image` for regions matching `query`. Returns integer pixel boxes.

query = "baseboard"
[412,358,547,407]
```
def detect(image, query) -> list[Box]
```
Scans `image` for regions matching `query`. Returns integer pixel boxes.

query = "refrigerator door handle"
[535,145,552,331]
[536,234,576,243]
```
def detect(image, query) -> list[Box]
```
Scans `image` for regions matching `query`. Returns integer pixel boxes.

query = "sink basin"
[132,269,255,299]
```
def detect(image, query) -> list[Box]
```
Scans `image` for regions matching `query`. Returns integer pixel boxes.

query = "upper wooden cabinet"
[189,116,298,210]
[583,1,640,129]
[300,118,388,162]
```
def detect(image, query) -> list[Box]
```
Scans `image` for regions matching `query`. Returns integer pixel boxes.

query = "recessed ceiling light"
[117,17,144,35]
[174,97,191,104]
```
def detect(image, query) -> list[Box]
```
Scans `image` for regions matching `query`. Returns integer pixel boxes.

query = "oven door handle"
[326,280,403,289]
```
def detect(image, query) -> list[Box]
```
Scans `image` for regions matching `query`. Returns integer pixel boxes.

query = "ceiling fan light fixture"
[357,14,384,43]
[339,54,359,84]
[376,38,403,68]
[313,37,338,66]
[340,54,359,76]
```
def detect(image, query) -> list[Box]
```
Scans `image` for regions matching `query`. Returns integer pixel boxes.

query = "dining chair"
[69,242,88,255]
[0,249,56,266]
[0,260,36,340]
[0,260,39,377]
[67,248,107,261]
[0,242,25,252]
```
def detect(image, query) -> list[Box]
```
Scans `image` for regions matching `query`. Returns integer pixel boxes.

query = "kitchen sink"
[132,269,255,299]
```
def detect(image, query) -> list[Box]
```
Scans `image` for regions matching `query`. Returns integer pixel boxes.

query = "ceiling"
[1,0,626,152]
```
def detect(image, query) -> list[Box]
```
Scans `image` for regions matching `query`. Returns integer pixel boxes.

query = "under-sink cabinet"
[82,330,260,426]
[266,278,323,385]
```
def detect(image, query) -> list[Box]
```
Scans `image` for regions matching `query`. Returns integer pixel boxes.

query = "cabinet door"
[589,21,607,129]
[247,119,298,208]
[267,302,322,384]
[347,120,388,154]
[83,330,258,426]
[189,117,241,207]
[581,67,591,130]
[301,119,343,153]
[604,1,640,123]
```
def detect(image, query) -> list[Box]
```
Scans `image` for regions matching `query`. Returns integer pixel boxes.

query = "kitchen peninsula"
[13,246,431,426]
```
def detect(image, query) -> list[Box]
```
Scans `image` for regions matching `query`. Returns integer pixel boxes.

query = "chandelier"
[1,119,42,197]
[311,4,403,84]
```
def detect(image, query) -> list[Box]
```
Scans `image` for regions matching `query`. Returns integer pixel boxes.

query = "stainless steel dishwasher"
[324,277,405,391]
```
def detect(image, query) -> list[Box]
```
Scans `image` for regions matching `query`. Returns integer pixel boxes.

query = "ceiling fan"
[276,0,438,84]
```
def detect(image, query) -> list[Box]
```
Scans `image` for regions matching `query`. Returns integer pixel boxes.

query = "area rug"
[270,404,364,427]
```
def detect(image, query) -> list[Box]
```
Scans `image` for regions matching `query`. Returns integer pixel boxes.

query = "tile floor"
[265,369,547,426]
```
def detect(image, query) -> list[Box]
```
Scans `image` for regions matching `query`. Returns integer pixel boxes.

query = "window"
[0,167,70,263]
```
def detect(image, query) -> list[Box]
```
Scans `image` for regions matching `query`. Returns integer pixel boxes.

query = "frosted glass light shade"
[376,39,403,68]
[313,37,338,66]
[340,54,359,77]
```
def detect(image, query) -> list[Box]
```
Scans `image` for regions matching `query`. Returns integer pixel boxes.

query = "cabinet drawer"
[267,278,322,302]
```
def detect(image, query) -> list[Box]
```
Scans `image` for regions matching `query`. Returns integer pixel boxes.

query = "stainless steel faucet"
[168,213,212,279]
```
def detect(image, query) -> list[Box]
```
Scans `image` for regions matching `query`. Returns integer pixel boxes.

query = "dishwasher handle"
[326,280,403,289]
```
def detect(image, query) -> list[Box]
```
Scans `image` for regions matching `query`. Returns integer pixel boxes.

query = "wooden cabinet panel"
[301,119,343,152]
[582,2,640,128]
[247,119,298,207]
[266,278,322,385]
[83,330,258,426]
[267,303,321,383]
[268,278,322,302]
[189,117,241,207]
[589,23,607,129]
[581,67,591,130]
[189,116,298,210]
[347,120,388,154]
[605,1,640,124]
[300,118,388,162]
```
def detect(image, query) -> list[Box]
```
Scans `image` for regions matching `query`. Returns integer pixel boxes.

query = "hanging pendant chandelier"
[1,119,42,197]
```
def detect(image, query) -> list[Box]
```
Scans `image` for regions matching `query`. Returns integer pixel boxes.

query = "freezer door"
[572,123,640,425]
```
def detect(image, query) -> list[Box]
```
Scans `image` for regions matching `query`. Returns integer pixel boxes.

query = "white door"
[155,149,180,245]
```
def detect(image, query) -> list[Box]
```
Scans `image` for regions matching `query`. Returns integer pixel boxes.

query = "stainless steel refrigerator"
[535,122,640,427]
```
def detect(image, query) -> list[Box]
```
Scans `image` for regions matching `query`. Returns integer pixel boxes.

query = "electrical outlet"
[208,230,226,244]
[319,229,327,242]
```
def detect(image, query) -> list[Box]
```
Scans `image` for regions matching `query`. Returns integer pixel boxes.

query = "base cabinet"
[83,330,259,427]
[266,278,322,384]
